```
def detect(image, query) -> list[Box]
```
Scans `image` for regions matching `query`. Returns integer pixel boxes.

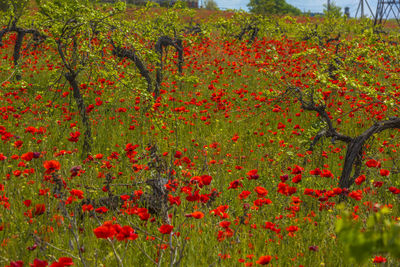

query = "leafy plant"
[336,205,400,264]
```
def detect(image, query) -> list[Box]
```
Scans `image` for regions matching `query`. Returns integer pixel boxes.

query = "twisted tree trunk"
[0,24,46,80]
[339,117,400,189]
[291,87,400,190]
[155,36,183,98]
[65,72,92,159]
[111,44,153,94]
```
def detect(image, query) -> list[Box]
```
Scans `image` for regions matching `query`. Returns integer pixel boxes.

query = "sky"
[212,0,379,17]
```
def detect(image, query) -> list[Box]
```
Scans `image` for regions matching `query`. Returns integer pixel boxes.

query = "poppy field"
[1,1,400,266]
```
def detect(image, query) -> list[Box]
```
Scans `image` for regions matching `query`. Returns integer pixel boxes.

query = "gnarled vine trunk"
[0,23,46,80]
[65,72,92,159]
[291,87,400,191]
[339,118,400,189]
[155,36,183,97]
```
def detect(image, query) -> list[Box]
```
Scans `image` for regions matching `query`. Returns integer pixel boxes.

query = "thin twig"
[42,241,80,260]
[134,240,158,265]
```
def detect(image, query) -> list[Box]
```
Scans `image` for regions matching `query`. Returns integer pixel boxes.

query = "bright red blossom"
[31,258,48,267]
[159,224,174,234]
[379,169,390,176]
[366,159,381,168]
[373,256,387,263]
[247,169,259,180]
[254,186,268,197]
[355,174,366,185]
[186,211,205,219]
[286,225,299,232]
[239,190,251,199]
[67,131,80,142]
[50,257,73,267]
[43,160,61,174]
[256,255,272,265]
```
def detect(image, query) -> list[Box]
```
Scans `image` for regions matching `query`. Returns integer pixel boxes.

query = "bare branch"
[111,39,153,94]
[291,87,353,144]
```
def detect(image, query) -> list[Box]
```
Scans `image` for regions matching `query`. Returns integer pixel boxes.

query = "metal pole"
[361,0,364,17]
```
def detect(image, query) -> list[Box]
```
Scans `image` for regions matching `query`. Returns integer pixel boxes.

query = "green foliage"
[1,0,29,16]
[204,0,218,10]
[247,0,302,16]
[37,0,126,73]
[0,0,8,12]
[336,206,400,264]
[323,2,343,18]
[0,0,31,25]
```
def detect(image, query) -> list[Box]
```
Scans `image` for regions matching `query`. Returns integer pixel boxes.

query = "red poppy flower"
[14,140,23,149]
[292,174,302,183]
[31,258,48,267]
[333,188,343,195]
[34,203,45,216]
[286,225,299,232]
[120,195,130,201]
[231,134,239,142]
[185,211,204,219]
[247,169,259,180]
[366,159,380,168]
[190,176,204,187]
[43,160,60,174]
[168,195,181,206]
[125,143,139,158]
[94,154,103,159]
[349,190,363,200]
[201,175,212,186]
[174,151,182,158]
[21,152,34,162]
[279,174,289,182]
[310,168,322,175]
[95,206,108,213]
[116,226,138,241]
[373,181,383,188]
[23,199,31,207]
[321,169,334,178]
[93,225,115,239]
[373,256,387,263]
[228,179,242,189]
[67,131,80,142]
[291,165,303,174]
[254,198,272,207]
[379,169,390,177]
[256,255,272,265]
[0,153,7,161]
[138,211,150,220]
[82,204,93,212]
[355,175,366,185]
[254,186,268,197]
[57,257,73,266]
[389,187,400,194]
[238,190,251,199]
[159,224,174,234]
[8,261,23,267]
[219,221,231,229]
[70,189,84,199]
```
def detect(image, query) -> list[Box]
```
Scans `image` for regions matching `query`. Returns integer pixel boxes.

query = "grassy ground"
[0,6,400,266]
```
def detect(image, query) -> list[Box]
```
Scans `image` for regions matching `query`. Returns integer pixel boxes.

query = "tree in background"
[323,2,343,17]
[204,0,218,10]
[248,0,301,15]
